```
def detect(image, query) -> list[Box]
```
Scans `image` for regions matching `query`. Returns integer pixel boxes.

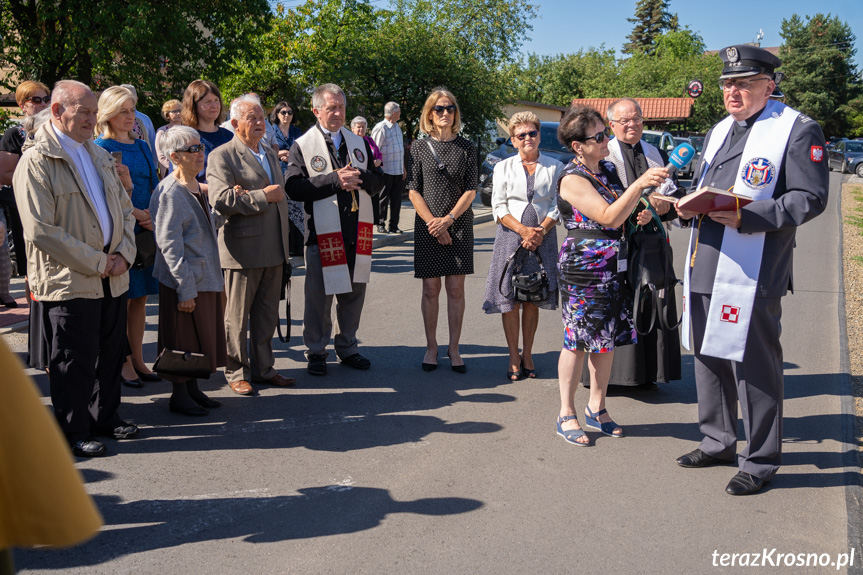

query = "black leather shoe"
[135,368,162,382]
[122,377,144,388]
[308,353,328,376]
[1,298,18,308]
[107,422,139,439]
[340,353,371,370]
[725,471,769,496]
[169,400,209,416]
[72,439,107,457]
[389,228,404,234]
[676,448,733,468]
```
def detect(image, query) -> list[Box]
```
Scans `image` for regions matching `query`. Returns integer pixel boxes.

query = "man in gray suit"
[675,46,829,495]
[208,94,295,395]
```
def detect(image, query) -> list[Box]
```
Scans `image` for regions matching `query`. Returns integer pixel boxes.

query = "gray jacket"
[150,177,223,301]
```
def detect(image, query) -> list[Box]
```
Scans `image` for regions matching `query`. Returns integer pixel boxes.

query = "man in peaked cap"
[674,45,829,495]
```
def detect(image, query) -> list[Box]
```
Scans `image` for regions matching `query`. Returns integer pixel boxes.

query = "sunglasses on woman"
[432,105,456,115]
[178,144,206,153]
[513,130,539,141]
[26,96,50,105]
[581,127,611,144]
[279,110,293,116]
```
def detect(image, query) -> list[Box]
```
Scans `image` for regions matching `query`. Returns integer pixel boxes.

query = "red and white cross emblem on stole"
[356,222,373,256]
[720,305,740,324]
[318,232,347,267]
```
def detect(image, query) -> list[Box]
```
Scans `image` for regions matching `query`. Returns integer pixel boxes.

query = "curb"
[0,319,28,335]
[837,180,863,574]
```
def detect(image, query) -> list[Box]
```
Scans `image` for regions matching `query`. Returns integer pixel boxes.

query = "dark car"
[689,135,705,154]
[478,121,574,206]
[828,139,863,177]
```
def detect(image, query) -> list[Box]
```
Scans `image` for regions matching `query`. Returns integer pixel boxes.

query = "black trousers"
[2,203,25,275]
[42,279,128,443]
[378,173,404,230]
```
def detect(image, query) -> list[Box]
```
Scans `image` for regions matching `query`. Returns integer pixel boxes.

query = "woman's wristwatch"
[447,213,456,223]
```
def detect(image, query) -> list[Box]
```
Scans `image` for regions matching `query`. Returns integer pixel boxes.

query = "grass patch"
[854,255,863,265]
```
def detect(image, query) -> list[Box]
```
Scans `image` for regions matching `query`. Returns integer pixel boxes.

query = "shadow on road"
[16,484,483,570]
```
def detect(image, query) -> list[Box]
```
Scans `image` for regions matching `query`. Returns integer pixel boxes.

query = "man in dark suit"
[675,46,829,495]
[208,94,295,395]
[285,84,382,376]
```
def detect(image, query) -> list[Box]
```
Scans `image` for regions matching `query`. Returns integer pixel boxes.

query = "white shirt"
[247,141,274,185]
[51,123,113,245]
[320,126,342,151]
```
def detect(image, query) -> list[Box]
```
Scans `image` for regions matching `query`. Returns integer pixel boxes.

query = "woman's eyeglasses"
[279,110,293,116]
[581,127,611,144]
[432,105,456,115]
[513,130,539,141]
[26,96,50,105]
[178,144,205,153]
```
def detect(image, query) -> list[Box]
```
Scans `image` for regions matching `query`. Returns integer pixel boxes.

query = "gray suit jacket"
[688,108,829,297]
[206,136,291,269]
[150,178,224,302]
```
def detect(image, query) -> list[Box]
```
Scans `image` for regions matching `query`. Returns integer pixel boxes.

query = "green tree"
[0,0,271,117]
[779,13,860,136]
[511,48,618,106]
[622,0,679,55]
[217,0,536,140]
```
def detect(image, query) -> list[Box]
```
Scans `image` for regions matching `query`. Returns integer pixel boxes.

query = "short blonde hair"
[161,99,181,122]
[507,111,540,137]
[96,86,136,139]
[419,87,462,137]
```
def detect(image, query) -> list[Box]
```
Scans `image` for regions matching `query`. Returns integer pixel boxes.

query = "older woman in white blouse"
[482,112,563,381]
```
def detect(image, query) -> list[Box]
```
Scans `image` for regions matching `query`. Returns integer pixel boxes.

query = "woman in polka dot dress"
[407,88,477,374]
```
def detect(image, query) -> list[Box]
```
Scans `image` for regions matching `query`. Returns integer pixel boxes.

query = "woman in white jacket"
[482,112,563,381]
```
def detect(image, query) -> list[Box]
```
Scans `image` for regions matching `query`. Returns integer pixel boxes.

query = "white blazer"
[491,154,563,225]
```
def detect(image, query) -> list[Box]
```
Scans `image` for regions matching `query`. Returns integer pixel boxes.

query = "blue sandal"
[584,406,623,437]
[557,415,589,446]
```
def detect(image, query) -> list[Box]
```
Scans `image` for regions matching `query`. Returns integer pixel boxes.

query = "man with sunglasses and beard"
[674,45,829,495]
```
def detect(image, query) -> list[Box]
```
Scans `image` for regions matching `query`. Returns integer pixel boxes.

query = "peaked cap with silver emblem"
[719,45,782,80]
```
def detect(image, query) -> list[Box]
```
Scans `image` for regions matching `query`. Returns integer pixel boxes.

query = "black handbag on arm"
[626,198,681,336]
[499,245,550,303]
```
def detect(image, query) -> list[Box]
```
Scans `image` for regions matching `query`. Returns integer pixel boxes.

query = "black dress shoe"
[96,422,139,440]
[422,362,437,372]
[134,368,162,382]
[1,298,18,308]
[340,353,371,370]
[72,439,107,457]
[169,400,209,416]
[191,395,221,408]
[308,353,328,376]
[725,471,769,496]
[676,448,733,468]
[122,377,144,388]
[389,228,404,234]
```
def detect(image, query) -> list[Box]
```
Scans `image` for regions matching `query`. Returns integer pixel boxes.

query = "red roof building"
[570,97,695,124]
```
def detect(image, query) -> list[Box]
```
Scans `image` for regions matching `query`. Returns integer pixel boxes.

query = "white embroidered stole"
[297,127,373,295]
[681,100,798,361]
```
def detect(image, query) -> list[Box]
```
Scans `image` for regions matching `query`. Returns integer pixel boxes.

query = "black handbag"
[276,261,292,343]
[625,199,681,335]
[499,245,549,303]
[133,229,156,269]
[152,313,211,379]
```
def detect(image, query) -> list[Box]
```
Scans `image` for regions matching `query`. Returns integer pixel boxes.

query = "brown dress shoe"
[258,373,296,387]
[229,380,254,395]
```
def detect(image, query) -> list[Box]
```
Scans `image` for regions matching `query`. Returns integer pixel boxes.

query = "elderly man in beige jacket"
[13,80,138,458]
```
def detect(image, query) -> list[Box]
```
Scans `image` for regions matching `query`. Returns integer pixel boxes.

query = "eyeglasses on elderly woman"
[177,143,206,154]
[513,129,538,141]
[579,127,611,144]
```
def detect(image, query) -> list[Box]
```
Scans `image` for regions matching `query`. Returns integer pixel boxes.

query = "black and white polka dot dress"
[407,136,477,279]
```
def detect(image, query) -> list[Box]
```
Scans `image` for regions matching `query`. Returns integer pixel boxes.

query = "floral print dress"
[556,160,635,352]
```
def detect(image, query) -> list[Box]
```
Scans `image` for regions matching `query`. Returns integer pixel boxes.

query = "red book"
[674,187,753,214]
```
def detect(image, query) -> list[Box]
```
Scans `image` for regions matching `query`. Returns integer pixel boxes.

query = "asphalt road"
[8,173,862,574]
